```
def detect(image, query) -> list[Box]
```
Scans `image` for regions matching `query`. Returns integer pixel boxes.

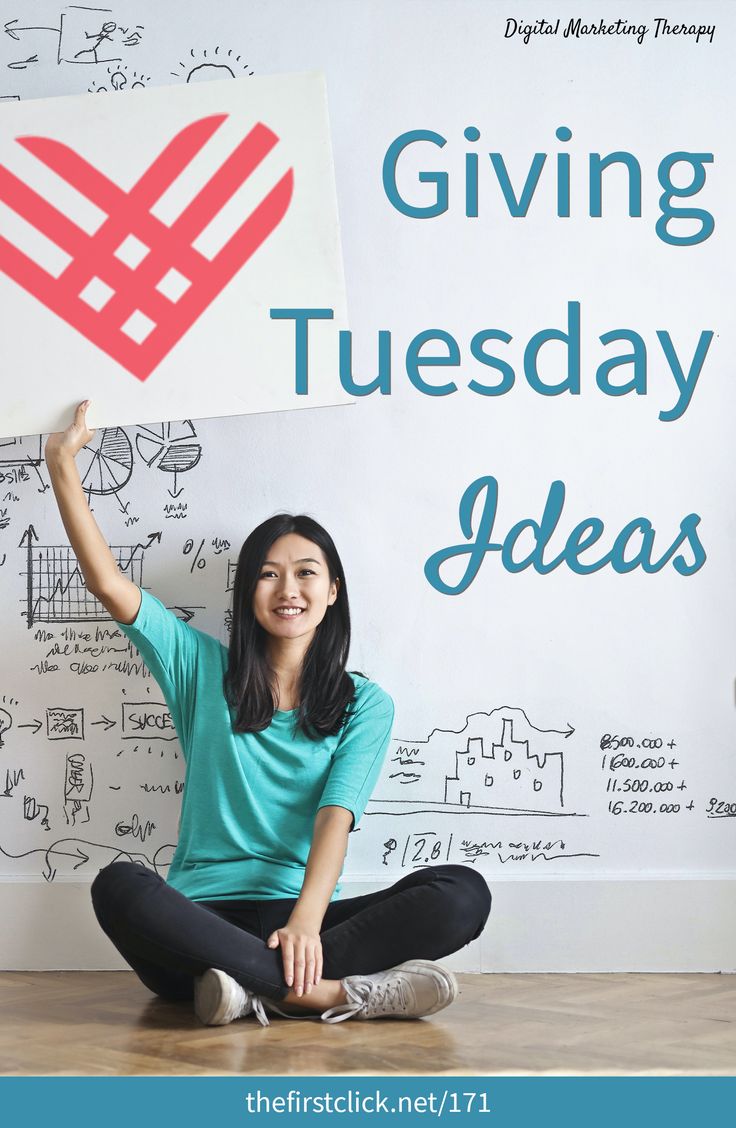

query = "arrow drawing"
[4,20,60,43]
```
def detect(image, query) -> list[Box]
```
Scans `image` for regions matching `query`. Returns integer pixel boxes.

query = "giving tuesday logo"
[0,113,294,381]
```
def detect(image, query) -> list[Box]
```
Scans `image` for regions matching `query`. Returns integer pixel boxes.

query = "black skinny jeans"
[91,861,492,1002]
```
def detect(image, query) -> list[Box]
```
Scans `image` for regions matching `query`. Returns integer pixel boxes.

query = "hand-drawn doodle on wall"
[58,6,144,65]
[121,699,178,742]
[19,524,159,627]
[88,63,150,92]
[7,55,39,72]
[0,695,16,748]
[46,705,84,739]
[0,833,171,883]
[224,559,238,634]
[23,792,50,830]
[4,18,60,43]
[0,435,43,467]
[706,798,736,819]
[2,765,24,799]
[182,537,206,572]
[64,749,93,825]
[0,438,47,521]
[3,7,144,71]
[171,46,254,84]
[369,706,579,818]
[135,421,202,498]
[381,828,600,870]
[0,690,177,877]
[76,427,134,500]
[3,16,60,69]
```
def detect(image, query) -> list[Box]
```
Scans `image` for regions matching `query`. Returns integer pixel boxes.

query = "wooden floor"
[1,972,734,1075]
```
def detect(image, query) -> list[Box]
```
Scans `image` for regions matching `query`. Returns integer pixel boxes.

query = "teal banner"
[0,1077,733,1126]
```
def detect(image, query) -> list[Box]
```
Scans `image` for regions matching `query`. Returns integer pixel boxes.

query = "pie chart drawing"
[135,422,202,495]
[78,428,134,496]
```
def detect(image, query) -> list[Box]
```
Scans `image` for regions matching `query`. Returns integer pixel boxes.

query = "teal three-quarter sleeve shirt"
[114,589,395,902]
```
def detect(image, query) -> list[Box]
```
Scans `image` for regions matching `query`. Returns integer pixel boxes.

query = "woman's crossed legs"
[90,861,492,1014]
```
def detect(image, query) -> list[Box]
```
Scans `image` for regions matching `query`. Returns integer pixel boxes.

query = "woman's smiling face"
[252,533,339,640]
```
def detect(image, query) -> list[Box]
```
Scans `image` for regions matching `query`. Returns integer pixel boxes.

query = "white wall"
[0,0,734,971]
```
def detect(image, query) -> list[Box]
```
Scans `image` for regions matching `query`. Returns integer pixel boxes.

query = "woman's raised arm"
[44,399,141,625]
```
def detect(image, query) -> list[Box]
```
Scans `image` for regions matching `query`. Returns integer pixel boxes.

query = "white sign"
[0,71,351,438]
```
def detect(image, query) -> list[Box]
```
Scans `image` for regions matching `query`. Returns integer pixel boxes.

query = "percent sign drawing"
[183,538,206,572]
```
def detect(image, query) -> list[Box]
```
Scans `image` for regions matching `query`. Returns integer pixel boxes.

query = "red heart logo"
[0,114,293,381]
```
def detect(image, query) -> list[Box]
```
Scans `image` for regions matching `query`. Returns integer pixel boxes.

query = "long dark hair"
[223,513,362,739]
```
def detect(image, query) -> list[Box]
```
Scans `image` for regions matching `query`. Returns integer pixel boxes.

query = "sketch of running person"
[74,21,117,64]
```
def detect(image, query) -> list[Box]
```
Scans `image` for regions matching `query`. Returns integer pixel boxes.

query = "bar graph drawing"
[19,525,159,627]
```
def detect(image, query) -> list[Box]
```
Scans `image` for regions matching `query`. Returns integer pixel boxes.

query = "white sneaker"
[320,959,458,1023]
[193,968,270,1027]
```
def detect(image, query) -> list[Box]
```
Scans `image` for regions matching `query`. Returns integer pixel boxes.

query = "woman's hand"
[44,400,96,463]
[266,917,323,996]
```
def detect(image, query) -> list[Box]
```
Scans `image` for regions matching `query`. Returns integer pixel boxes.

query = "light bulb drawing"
[0,705,14,749]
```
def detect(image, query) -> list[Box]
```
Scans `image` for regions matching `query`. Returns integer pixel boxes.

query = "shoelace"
[320,1001,363,1023]
[262,998,324,1022]
[362,977,409,1018]
[249,994,270,1027]
[320,976,409,1023]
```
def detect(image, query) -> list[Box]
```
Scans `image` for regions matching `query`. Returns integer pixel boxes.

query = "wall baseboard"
[1,877,734,972]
